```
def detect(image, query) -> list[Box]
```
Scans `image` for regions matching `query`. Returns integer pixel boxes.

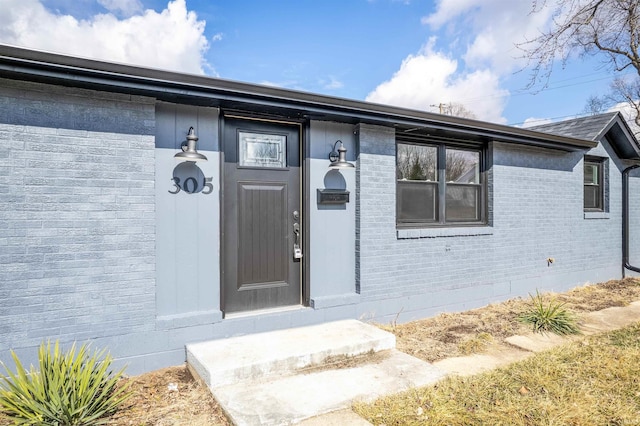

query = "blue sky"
[1,0,631,127]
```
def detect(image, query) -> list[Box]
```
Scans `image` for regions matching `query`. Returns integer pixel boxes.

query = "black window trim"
[584,156,605,212]
[396,137,488,228]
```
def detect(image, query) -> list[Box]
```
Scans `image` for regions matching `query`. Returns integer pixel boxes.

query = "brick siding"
[0,79,156,353]
[356,123,626,319]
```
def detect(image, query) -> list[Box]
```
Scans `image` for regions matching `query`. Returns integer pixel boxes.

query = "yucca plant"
[0,340,132,425]
[519,290,580,336]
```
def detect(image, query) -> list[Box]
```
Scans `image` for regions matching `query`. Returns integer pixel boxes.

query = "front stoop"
[186,320,445,426]
[186,320,396,387]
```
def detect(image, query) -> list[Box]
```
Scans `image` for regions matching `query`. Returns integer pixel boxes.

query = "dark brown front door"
[222,117,302,314]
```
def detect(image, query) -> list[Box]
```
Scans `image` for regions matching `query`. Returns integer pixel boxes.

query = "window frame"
[583,157,605,212]
[396,138,487,228]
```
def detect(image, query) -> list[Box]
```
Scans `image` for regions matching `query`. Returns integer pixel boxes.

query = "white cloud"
[421,0,478,27]
[366,40,508,123]
[422,0,554,74]
[322,76,344,90]
[520,117,553,128]
[367,1,560,124]
[0,0,210,74]
[97,0,142,17]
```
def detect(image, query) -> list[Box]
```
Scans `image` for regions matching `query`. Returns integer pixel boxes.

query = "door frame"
[219,112,308,316]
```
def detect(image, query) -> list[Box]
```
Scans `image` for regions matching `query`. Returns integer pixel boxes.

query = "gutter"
[0,44,597,152]
[623,164,640,275]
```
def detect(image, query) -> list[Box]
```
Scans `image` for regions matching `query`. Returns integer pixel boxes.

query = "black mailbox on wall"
[317,189,350,204]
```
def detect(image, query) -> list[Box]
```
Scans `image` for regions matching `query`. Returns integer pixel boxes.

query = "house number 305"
[169,176,214,195]
[168,162,213,195]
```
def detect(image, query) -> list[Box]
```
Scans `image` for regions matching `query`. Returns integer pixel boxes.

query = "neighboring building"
[1,45,639,373]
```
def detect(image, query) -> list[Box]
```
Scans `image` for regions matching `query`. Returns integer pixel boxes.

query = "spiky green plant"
[0,340,132,425]
[519,290,580,336]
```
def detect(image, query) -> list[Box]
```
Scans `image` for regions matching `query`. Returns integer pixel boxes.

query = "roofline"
[587,111,619,142]
[602,112,640,159]
[0,44,597,151]
[599,111,639,144]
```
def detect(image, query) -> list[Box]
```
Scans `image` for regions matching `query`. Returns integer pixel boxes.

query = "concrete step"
[186,319,396,388]
[211,349,445,426]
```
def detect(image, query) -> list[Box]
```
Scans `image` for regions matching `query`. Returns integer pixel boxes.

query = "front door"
[222,117,302,314]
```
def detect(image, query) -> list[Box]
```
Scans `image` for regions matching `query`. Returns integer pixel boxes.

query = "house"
[1,45,639,374]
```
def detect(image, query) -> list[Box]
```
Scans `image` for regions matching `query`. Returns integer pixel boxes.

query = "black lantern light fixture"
[174,127,208,162]
[328,140,355,169]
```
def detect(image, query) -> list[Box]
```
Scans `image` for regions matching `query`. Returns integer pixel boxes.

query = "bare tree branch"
[440,102,477,119]
[523,0,640,127]
[521,0,640,83]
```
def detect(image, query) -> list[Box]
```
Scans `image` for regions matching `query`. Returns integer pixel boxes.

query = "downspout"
[623,164,640,275]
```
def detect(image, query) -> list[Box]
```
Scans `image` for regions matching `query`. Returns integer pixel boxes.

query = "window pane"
[445,184,480,221]
[397,143,437,181]
[446,149,480,183]
[397,181,437,222]
[584,185,601,209]
[584,160,603,210]
[239,131,286,168]
[584,162,599,185]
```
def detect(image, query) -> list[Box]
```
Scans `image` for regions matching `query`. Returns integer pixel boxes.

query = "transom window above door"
[238,131,287,168]
[396,140,486,227]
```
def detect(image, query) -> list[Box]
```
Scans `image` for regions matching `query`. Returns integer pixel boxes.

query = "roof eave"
[0,44,596,152]
[596,112,640,159]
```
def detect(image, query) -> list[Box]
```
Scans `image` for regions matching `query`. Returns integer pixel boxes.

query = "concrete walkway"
[188,301,640,426]
[434,300,640,377]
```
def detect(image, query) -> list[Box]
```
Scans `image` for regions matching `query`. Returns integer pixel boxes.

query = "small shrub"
[519,290,580,335]
[0,340,132,425]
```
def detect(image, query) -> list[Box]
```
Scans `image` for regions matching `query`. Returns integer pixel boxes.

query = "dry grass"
[354,322,640,425]
[299,349,389,374]
[104,366,230,426]
[384,277,640,362]
[1,278,639,425]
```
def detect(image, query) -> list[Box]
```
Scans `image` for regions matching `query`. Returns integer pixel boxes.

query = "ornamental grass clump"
[0,340,131,425]
[519,290,580,336]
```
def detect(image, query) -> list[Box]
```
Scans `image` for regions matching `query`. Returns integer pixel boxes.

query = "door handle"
[293,222,302,259]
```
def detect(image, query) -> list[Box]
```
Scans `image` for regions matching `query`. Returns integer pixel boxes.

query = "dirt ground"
[103,366,230,426]
[386,277,640,363]
[1,277,639,425]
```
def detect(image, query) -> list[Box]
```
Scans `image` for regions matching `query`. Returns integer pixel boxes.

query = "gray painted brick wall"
[356,123,631,322]
[1,76,638,374]
[0,79,156,360]
[629,168,640,270]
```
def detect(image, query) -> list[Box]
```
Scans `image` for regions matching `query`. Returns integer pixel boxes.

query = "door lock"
[293,222,303,259]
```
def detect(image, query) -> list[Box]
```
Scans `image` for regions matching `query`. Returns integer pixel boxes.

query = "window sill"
[584,211,610,220]
[397,226,493,239]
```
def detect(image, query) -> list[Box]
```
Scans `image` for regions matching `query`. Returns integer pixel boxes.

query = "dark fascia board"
[0,44,597,151]
[596,112,640,159]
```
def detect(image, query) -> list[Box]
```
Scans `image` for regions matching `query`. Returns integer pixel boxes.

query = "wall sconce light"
[174,127,208,162]
[328,140,355,169]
